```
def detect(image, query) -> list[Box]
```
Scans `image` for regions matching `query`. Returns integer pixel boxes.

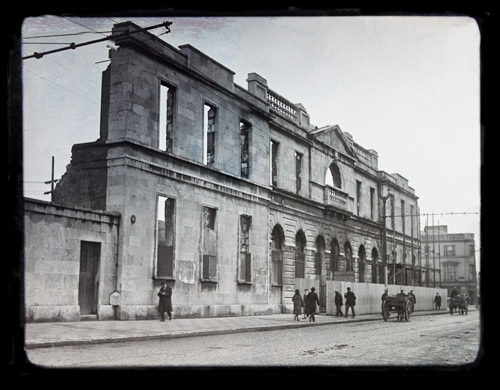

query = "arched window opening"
[330,238,340,279]
[295,230,306,279]
[315,236,325,278]
[371,247,380,284]
[271,225,284,285]
[326,162,342,189]
[345,241,353,272]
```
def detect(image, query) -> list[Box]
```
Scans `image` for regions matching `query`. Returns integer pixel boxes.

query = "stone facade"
[26,21,423,321]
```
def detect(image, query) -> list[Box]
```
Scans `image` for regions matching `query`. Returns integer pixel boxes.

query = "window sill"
[154,276,176,281]
[237,280,253,285]
[200,278,218,284]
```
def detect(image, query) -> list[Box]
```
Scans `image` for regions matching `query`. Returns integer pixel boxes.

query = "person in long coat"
[344,287,356,318]
[292,289,304,321]
[334,291,344,317]
[158,281,173,321]
[305,287,320,322]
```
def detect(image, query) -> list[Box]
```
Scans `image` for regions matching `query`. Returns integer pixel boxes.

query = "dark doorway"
[78,241,101,315]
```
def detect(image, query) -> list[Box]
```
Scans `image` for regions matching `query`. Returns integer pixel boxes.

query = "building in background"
[421,225,478,305]
[24,21,426,322]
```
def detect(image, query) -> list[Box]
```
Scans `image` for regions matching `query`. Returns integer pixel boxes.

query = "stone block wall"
[24,199,120,322]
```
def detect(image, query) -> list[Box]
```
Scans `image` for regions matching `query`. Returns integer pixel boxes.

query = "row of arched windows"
[271,224,384,284]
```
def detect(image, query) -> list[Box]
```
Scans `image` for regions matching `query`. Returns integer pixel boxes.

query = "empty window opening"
[295,151,303,195]
[203,104,217,165]
[239,215,252,283]
[156,196,176,278]
[295,231,306,279]
[240,121,250,178]
[326,162,342,188]
[356,180,362,216]
[201,206,217,281]
[271,225,284,285]
[159,82,175,152]
[270,140,279,186]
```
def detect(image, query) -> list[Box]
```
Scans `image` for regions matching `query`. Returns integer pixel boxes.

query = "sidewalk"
[25,308,457,349]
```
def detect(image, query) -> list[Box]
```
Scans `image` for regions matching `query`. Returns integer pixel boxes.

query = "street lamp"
[380,189,393,286]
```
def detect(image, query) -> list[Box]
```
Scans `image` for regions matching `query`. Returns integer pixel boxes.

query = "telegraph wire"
[22,20,172,60]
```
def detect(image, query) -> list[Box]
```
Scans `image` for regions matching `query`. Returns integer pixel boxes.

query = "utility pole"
[379,190,393,286]
[432,213,436,287]
[438,219,442,287]
[43,156,58,202]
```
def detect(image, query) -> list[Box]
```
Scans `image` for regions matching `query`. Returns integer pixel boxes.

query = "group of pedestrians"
[292,287,320,322]
[292,286,357,322]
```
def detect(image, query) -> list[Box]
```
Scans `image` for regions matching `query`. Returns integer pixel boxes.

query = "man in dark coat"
[344,287,356,318]
[158,281,173,321]
[305,287,320,322]
[434,292,442,310]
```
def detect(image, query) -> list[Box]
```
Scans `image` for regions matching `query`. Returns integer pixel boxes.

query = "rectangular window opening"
[156,196,175,278]
[295,151,302,195]
[240,121,250,178]
[239,215,252,283]
[201,206,218,281]
[159,82,175,152]
[203,103,217,165]
[270,140,279,186]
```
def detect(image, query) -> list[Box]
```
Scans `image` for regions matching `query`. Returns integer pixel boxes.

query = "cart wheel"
[404,301,411,322]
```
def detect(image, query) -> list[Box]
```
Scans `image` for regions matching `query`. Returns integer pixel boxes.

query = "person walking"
[344,287,356,318]
[434,292,442,310]
[408,290,416,313]
[292,289,304,321]
[302,289,309,319]
[158,281,173,321]
[334,291,344,317]
[381,287,389,316]
[305,287,320,322]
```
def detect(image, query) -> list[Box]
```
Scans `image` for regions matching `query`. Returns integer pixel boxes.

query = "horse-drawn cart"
[449,296,468,315]
[382,294,413,322]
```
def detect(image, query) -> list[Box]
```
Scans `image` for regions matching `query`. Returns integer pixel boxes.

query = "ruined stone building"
[24,21,427,322]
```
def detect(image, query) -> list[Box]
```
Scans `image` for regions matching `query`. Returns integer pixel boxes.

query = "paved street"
[26,310,480,368]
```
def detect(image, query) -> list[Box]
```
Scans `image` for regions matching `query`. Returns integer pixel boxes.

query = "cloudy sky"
[20,14,481,260]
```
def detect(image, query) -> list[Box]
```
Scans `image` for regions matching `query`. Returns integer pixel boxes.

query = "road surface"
[26,311,480,368]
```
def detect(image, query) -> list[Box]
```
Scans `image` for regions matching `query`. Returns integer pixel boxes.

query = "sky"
[20,15,481,264]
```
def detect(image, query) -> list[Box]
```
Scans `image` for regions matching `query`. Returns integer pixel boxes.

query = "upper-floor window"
[401,199,406,234]
[444,245,455,257]
[326,162,342,188]
[159,82,176,152]
[469,244,474,256]
[270,140,279,187]
[203,103,217,165]
[356,180,362,215]
[370,187,375,221]
[240,120,250,178]
[444,264,457,281]
[156,195,176,278]
[295,151,303,195]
